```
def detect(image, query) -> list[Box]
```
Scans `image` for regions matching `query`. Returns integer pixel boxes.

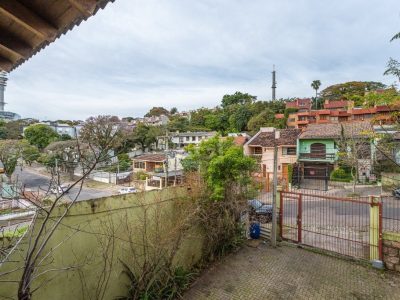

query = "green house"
[296,121,373,179]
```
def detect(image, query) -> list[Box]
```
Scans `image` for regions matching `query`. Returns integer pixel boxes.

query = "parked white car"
[118,187,137,194]
[50,184,70,194]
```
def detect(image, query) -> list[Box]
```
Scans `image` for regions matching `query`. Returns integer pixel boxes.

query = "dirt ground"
[184,243,400,300]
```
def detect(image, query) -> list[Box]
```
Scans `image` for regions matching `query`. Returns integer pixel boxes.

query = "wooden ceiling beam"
[0,33,32,59]
[68,0,97,18]
[0,55,13,72]
[0,0,58,41]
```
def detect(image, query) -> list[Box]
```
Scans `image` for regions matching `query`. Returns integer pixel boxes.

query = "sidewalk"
[184,243,400,300]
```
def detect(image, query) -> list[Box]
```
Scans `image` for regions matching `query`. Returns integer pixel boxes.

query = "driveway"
[184,243,400,299]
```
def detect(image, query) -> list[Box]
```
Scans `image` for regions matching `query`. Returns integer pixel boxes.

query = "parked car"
[248,199,273,223]
[393,188,400,199]
[118,187,137,194]
[50,184,70,194]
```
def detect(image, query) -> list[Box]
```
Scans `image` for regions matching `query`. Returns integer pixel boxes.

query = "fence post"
[277,185,282,241]
[369,195,382,261]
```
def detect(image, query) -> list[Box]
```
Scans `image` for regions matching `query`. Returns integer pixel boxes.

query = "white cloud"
[5,0,400,119]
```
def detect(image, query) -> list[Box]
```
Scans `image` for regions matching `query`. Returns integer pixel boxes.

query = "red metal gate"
[279,191,382,261]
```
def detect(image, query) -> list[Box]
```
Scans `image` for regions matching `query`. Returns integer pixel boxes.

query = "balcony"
[298,152,336,162]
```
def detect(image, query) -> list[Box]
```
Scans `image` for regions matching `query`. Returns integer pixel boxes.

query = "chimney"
[275,130,280,140]
[0,71,7,112]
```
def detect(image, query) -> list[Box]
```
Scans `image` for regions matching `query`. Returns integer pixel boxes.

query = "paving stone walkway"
[184,242,400,300]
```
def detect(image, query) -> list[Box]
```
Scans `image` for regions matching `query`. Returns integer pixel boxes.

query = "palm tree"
[311,80,321,109]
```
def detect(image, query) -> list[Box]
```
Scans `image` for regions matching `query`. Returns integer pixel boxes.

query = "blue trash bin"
[250,222,260,239]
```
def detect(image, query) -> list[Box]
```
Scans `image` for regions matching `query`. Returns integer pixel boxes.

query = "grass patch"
[1,225,29,239]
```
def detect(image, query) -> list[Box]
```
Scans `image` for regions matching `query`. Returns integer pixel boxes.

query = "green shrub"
[330,167,352,182]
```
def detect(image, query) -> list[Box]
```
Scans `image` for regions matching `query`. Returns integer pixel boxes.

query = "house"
[244,128,301,188]
[23,122,82,138]
[132,152,186,190]
[285,98,312,112]
[284,103,394,129]
[297,121,373,181]
[170,131,216,148]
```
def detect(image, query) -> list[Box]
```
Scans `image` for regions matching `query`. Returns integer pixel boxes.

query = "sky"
[5,0,400,120]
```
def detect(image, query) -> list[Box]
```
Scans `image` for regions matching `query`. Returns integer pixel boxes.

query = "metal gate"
[279,191,382,260]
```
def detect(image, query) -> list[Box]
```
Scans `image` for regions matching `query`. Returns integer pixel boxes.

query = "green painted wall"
[0,187,204,299]
[297,139,337,163]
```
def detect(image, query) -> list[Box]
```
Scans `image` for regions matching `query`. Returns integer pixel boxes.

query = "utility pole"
[272,65,277,101]
[271,130,278,247]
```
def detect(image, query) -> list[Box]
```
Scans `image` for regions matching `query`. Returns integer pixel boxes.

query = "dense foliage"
[24,124,60,150]
[320,81,387,104]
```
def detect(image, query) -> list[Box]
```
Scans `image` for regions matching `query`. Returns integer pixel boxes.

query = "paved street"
[14,168,115,201]
[184,243,400,300]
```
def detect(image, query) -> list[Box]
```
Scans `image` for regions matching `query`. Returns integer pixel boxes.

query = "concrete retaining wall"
[383,232,400,272]
[0,187,204,299]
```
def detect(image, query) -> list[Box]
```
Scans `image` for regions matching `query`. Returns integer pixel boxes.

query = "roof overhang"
[0,0,115,72]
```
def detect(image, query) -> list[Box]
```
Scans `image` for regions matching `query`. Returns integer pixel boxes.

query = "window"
[253,147,263,154]
[283,147,296,155]
[192,136,196,141]
[186,137,190,141]
[310,143,326,158]
[134,161,145,169]
[319,115,327,120]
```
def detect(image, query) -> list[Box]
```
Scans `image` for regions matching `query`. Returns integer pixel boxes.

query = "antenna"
[271,65,277,101]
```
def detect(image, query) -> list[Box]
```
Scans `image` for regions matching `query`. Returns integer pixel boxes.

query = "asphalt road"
[14,168,114,201]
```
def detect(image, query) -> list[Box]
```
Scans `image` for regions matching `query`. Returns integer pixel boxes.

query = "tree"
[337,125,372,193]
[21,143,40,166]
[131,123,160,151]
[144,107,169,117]
[0,140,27,182]
[80,115,122,161]
[311,80,321,109]
[320,81,386,100]
[24,124,60,150]
[167,116,189,132]
[59,134,72,141]
[228,105,252,132]
[170,107,178,115]
[247,109,276,133]
[182,136,256,200]
[221,92,256,108]
[45,140,83,180]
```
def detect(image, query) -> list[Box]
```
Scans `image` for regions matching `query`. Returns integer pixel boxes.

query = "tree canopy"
[24,124,60,150]
[182,136,256,200]
[144,107,170,117]
[320,81,386,101]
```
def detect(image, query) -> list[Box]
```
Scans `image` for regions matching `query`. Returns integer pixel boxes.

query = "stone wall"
[383,232,400,272]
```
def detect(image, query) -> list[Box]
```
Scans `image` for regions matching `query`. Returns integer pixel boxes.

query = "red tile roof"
[323,100,349,109]
[275,113,285,119]
[233,136,248,146]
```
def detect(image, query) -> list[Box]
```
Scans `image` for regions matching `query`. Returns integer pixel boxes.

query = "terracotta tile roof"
[133,153,166,162]
[233,136,248,146]
[351,108,376,115]
[323,100,349,109]
[375,105,391,112]
[299,121,372,139]
[275,114,285,119]
[248,129,301,147]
